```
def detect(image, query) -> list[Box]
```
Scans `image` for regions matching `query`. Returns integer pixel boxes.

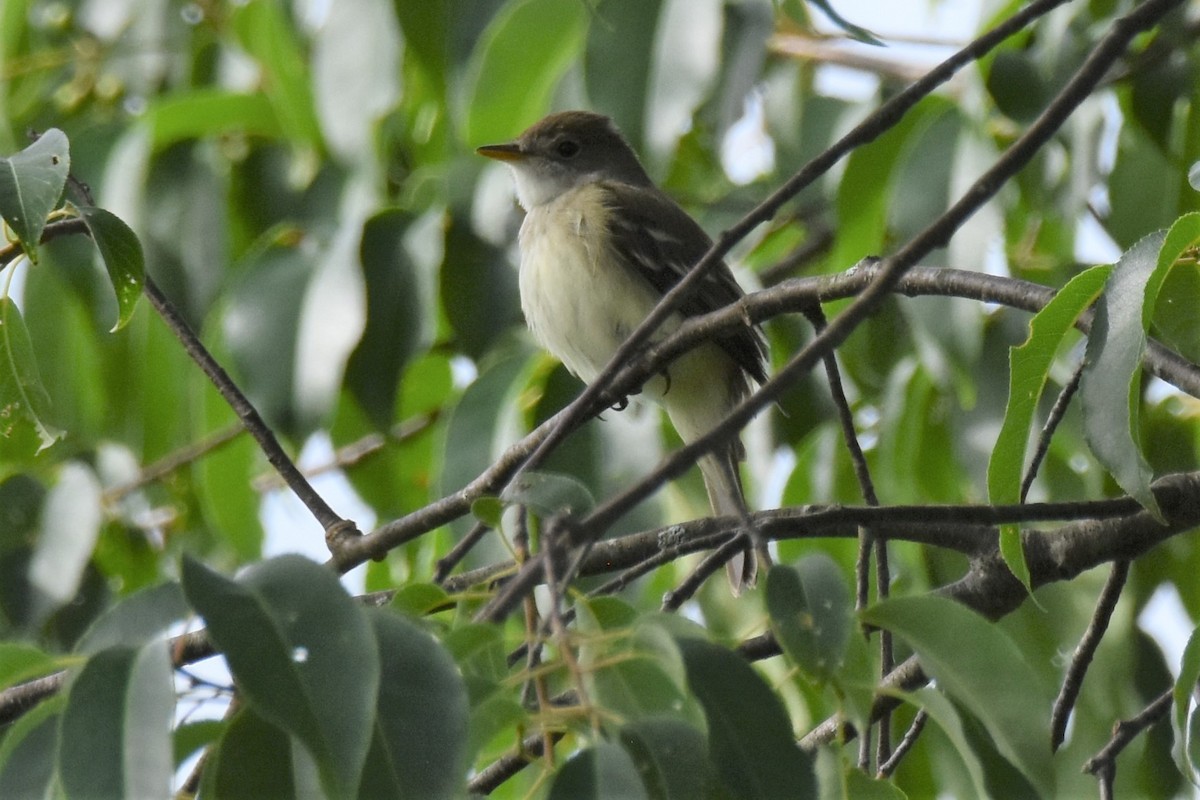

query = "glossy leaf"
[547,741,650,800]
[676,636,816,799]
[0,128,69,260]
[765,556,852,683]
[59,644,175,800]
[76,206,145,331]
[0,298,59,456]
[989,265,1111,586]
[862,595,1055,796]
[181,555,380,798]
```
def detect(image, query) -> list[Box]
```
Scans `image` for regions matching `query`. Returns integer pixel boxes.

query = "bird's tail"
[698,449,768,596]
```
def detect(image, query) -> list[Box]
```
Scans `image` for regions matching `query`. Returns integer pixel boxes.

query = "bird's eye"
[555,139,580,158]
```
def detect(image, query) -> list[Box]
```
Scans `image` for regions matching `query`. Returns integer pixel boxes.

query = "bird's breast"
[518,186,669,386]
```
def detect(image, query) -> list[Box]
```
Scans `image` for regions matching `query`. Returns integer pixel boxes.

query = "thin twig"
[661,533,748,611]
[142,277,360,548]
[1050,559,1130,751]
[1022,360,1086,502]
[104,423,243,503]
[878,710,928,777]
[1082,687,1173,797]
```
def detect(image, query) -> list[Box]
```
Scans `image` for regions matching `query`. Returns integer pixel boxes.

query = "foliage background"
[1,0,1200,797]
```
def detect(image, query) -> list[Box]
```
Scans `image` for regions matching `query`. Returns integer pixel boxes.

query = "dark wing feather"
[600,181,767,384]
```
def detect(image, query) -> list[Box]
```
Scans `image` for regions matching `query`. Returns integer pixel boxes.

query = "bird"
[476,110,768,594]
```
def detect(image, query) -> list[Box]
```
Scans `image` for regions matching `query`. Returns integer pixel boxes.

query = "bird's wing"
[600,181,767,384]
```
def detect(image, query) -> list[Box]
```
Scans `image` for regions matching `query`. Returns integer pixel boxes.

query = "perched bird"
[477,110,768,593]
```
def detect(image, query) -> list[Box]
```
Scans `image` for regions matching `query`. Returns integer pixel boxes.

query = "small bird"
[477,110,768,593]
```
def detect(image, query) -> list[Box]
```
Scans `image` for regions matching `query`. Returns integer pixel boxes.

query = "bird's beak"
[476,141,525,162]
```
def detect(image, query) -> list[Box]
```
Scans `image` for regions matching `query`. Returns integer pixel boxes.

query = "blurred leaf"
[765,556,852,683]
[223,239,316,435]
[173,719,225,769]
[470,496,505,529]
[74,581,187,654]
[987,50,1048,123]
[142,90,284,148]
[1153,258,1200,362]
[1130,56,1191,152]
[585,0,664,147]
[845,768,907,799]
[181,555,380,798]
[0,474,44,549]
[989,265,1110,586]
[1107,125,1179,249]
[313,0,401,160]
[345,210,427,429]
[59,644,175,800]
[888,687,991,799]
[547,742,650,800]
[807,0,881,45]
[359,609,469,799]
[0,642,55,690]
[440,218,521,360]
[0,298,60,457]
[444,622,508,682]
[1082,217,1200,519]
[76,206,145,331]
[390,581,452,616]
[862,595,1055,795]
[501,469,595,520]
[577,598,692,724]
[196,380,264,562]
[29,462,101,614]
[619,717,718,800]
[205,706,297,799]
[0,695,62,799]
[676,636,816,798]
[1173,625,1200,783]
[0,128,69,262]
[230,0,323,153]
[461,0,588,145]
[465,683,526,761]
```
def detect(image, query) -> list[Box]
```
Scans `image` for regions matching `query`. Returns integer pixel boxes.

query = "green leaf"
[75,206,145,331]
[501,469,596,520]
[1173,625,1200,783]
[0,128,69,261]
[389,581,452,617]
[861,595,1055,795]
[584,0,664,148]
[885,687,990,800]
[0,695,62,799]
[765,556,852,683]
[59,644,175,800]
[619,717,719,800]
[181,554,380,798]
[142,89,284,147]
[807,0,882,45]
[461,0,588,145]
[0,298,60,456]
[1083,216,1200,519]
[986,50,1048,123]
[577,599,692,724]
[465,684,526,762]
[74,581,188,654]
[845,767,908,799]
[988,265,1111,586]
[173,719,226,769]
[676,637,816,799]
[229,0,323,153]
[205,707,297,800]
[344,210,428,429]
[547,741,650,800]
[0,642,55,690]
[358,609,469,800]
